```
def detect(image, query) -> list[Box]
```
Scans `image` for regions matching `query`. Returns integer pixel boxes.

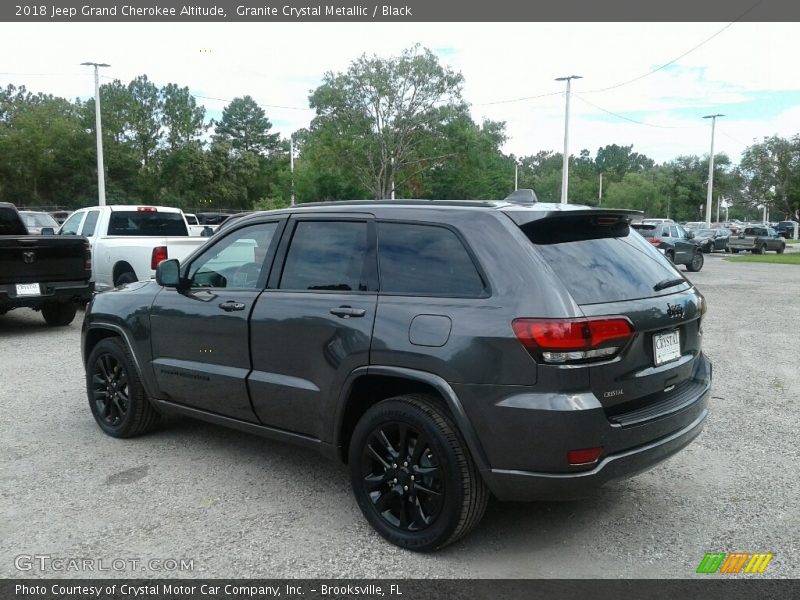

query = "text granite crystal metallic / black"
[81,198,711,551]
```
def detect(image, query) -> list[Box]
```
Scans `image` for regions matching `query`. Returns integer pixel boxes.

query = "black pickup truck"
[0,202,93,326]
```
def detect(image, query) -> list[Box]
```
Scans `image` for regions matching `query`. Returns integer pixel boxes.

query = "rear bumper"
[0,280,93,309]
[455,354,712,501]
[481,407,708,501]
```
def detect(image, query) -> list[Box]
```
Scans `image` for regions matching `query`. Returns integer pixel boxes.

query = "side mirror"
[156,259,182,288]
[40,227,55,235]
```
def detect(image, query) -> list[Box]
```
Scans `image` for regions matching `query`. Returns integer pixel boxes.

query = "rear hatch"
[0,236,90,285]
[506,208,706,419]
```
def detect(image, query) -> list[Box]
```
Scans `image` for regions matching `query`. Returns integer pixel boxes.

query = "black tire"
[114,271,137,287]
[754,244,766,255]
[777,245,785,254]
[665,250,675,263]
[349,394,488,552]
[731,249,740,254]
[41,302,77,326]
[86,337,160,438]
[686,250,704,272]
[724,247,730,253]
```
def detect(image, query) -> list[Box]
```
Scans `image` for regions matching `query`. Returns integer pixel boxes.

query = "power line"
[584,0,765,94]
[475,90,562,107]
[573,94,703,129]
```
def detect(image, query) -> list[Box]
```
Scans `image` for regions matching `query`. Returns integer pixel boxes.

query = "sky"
[1,21,799,164]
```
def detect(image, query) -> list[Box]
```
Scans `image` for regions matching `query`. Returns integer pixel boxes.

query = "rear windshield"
[108,211,188,236]
[520,215,689,304]
[744,227,767,235]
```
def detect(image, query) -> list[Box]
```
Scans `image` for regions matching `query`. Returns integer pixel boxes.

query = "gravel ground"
[1,252,798,579]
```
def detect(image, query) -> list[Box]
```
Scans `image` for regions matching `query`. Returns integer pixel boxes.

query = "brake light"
[151,246,168,269]
[84,241,92,271]
[512,317,634,364]
[649,238,662,245]
[137,206,157,212]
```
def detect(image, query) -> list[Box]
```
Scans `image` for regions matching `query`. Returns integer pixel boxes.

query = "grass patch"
[725,253,800,265]
[785,239,800,244]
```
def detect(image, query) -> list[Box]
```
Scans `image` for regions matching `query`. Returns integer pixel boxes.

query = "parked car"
[18,210,59,235]
[632,222,704,271]
[0,202,93,325]
[727,226,786,254]
[774,220,799,239]
[49,210,72,225]
[641,218,675,226]
[693,228,730,253]
[58,205,208,290]
[683,221,705,232]
[82,200,711,551]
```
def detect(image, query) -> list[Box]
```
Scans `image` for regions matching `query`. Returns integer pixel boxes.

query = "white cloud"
[1,21,798,163]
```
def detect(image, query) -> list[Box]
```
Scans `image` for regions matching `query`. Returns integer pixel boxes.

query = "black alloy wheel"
[91,352,130,428]
[86,337,160,438]
[360,421,444,532]
[349,394,488,551]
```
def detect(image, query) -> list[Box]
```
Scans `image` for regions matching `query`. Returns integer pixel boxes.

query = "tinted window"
[0,207,28,235]
[59,211,84,235]
[80,210,100,236]
[280,221,370,292]
[188,222,279,289]
[108,211,188,236]
[522,215,689,304]
[378,222,485,296]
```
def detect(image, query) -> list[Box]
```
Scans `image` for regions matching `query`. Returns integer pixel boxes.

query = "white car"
[58,205,208,291]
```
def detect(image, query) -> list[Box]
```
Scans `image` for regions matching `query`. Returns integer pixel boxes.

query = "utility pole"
[81,62,110,206]
[290,135,295,207]
[702,114,724,228]
[390,156,395,200]
[556,75,582,204]
[514,162,518,191]
[598,173,603,205]
[716,196,720,224]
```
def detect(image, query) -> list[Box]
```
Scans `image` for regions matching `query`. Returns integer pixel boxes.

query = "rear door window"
[279,220,372,292]
[377,222,486,297]
[520,214,689,304]
[80,210,100,237]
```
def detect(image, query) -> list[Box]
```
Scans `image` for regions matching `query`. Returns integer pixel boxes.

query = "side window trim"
[375,219,490,299]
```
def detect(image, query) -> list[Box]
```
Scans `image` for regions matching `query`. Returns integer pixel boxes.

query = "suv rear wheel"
[348,394,488,551]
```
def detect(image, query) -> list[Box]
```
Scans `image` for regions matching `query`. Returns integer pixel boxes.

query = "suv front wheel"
[348,394,488,551]
[686,250,704,272]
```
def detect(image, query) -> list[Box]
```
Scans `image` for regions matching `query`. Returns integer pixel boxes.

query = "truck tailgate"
[0,236,89,285]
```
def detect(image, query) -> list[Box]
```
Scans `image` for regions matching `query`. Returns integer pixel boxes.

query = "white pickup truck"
[58,205,208,291]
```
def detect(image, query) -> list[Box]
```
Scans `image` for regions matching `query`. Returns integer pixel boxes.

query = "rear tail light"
[649,238,662,245]
[568,447,604,465]
[151,246,168,270]
[84,241,92,271]
[512,317,634,364]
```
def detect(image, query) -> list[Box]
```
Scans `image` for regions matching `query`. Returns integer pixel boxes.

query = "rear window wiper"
[653,277,686,291]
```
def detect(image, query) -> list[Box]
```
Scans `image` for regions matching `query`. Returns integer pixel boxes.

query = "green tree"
[126,75,162,166]
[161,83,207,150]
[308,44,465,199]
[213,96,279,155]
[738,135,800,219]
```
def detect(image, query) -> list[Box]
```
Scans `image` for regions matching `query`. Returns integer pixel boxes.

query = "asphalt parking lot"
[1,253,798,579]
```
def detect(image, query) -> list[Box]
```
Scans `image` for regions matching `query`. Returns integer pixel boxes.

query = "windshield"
[21,212,58,228]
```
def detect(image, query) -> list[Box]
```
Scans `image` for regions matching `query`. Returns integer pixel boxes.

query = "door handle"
[330,306,366,318]
[219,301,246,312]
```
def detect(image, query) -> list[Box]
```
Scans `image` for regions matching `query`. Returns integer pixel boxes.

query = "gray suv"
[82,200,711,551]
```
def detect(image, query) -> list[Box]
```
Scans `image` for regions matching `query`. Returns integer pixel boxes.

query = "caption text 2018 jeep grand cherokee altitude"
[82,200,711,551]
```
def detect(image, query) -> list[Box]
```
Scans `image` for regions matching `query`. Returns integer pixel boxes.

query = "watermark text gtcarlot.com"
[14,555,195,573]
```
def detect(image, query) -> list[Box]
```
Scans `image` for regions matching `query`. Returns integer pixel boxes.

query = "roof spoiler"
[503,189,538,205]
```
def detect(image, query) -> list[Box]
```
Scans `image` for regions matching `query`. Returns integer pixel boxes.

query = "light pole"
[289,134,295,207]
[81,62,110,206]
[556,75,582,204]
[702,113,724,228]
[598,172,603,205]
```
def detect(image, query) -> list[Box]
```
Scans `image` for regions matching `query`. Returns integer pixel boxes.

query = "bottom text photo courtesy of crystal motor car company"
[17,584,399,598]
